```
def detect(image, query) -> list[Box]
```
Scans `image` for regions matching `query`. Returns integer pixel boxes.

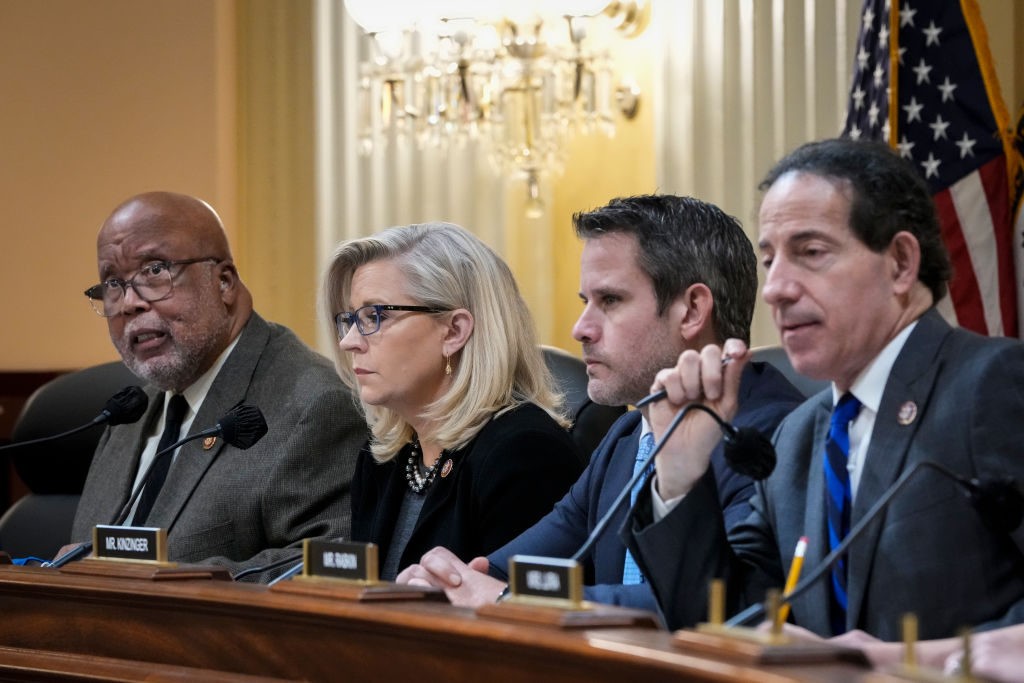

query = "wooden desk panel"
[0,566,869,682]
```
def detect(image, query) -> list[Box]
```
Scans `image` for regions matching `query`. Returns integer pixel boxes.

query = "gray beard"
[118,319,230,392]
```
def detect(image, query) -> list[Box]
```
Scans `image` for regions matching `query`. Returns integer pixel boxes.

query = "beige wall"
[0,0,236,371]
[1,0,1021,371]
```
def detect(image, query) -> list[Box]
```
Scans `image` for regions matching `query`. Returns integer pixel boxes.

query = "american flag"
[842,0,1022,337]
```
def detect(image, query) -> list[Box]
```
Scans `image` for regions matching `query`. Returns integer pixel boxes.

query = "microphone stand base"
[58,557,231,581]
[672,625,870,665]
[873,663,957,682]
[477,599,660,629]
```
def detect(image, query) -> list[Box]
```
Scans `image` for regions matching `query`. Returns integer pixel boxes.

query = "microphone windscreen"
[219,405,268,449]
[968,476,1024,533]
[103,386,149,425]
[723,427,777,480]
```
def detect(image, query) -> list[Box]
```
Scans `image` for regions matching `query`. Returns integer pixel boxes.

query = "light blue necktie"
[622,432,656,585]
[824,392,861,635]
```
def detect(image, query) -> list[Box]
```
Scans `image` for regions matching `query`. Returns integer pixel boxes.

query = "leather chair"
[542,346,625,465]
[750,345,830,399]
[0,361,139,559]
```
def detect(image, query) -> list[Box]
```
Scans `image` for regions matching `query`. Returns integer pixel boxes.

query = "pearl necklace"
[405,438,441,494]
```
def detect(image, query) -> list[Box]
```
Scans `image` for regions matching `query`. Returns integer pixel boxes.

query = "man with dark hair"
[630,138,1024,638]
[396,194,803,613]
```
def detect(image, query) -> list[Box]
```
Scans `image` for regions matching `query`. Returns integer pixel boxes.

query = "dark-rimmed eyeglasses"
[334,304,449,338]
[84,257,223,317]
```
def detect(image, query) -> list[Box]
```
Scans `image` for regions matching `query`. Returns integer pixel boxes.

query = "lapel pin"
[897,401,917,426]
[203,436,218,450]
[440,459,454,478]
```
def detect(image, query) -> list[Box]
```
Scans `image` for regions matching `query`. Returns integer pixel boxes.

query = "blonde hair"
[321,222,568,461]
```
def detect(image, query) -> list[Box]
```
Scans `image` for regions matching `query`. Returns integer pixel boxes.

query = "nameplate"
[303,539,379,584]
[92,525,167,563]
[508,555,583,605]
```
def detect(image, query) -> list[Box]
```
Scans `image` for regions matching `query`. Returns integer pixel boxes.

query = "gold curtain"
[235,0,319,346]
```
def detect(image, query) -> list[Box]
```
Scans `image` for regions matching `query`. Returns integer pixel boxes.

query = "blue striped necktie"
[622,432,656,585]
[824,392,861,635]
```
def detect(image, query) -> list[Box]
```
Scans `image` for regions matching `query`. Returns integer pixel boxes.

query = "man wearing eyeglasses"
[68,191,366,581]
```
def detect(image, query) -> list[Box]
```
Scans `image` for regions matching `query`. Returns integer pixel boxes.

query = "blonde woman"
[322,222,583,580]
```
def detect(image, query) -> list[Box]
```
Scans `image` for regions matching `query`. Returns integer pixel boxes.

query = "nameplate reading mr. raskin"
[93,525,165,563]
[305,539,379,583]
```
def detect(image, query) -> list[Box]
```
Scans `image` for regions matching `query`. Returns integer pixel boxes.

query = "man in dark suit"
[630,138,1024,640]
[395,195,803,613]
[69,192,365,581]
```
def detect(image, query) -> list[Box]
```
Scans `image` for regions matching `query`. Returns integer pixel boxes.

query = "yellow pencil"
[775,535,808,627]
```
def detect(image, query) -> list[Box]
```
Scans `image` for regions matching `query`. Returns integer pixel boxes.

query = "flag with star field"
[842,0,1021,337]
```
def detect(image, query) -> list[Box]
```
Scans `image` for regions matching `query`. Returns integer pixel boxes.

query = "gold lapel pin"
[897,401,917,426]
[440,459,454,478]
[203,436,218,450]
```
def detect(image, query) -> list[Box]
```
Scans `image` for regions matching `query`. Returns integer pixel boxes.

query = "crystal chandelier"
[344,0,649,215]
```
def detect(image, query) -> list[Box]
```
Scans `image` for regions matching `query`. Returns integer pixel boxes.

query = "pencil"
[775,535,808,626]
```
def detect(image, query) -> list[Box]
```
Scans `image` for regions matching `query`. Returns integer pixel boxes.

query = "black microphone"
[724,460,1024,627]
[48,404,268,568]
[266,557,306,585]
[571,402,774,563]
[213,404,268,449]
[109,404,268,526]
[0,386,148,452]
[234,552,304,582]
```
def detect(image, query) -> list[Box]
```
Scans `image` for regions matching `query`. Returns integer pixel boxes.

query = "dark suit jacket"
[489,362,804,612]
[72,313,367,581]
[350,403,584,575]
[629,309,1024,637]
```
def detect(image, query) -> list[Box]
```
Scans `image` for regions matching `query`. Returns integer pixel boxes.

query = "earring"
[445,353,452,376]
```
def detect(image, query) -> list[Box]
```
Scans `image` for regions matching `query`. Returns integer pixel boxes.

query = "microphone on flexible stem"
[47,404,268,569]
[0,386,148,452]
[571,399,777,563]
[266,556,306,585]
[110,404,269,526]
[235,552,305,582]
[635,360,775,481]
[724,460,1024,627]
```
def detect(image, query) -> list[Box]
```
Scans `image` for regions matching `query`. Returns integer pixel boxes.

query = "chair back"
[542,346,625,464]
[0,361,140,559]
[750,345,830,398]
[11,361,140,494]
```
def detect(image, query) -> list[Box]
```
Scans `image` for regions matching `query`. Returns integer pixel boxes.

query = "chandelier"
[343,0,650,215]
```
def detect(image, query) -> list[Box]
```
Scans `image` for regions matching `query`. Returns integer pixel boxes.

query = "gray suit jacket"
[629,309,1024,638]
[72,313,367,581]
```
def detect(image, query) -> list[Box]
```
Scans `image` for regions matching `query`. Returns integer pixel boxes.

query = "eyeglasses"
[84,257,222,317]
[334,304,449,338]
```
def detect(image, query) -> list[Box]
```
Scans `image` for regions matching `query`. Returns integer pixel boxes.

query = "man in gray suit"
[70,191,365,581]
[629,138,1024,641]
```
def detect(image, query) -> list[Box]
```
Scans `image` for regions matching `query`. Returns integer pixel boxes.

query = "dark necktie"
[134,394,189,525]
[824,392,861,635]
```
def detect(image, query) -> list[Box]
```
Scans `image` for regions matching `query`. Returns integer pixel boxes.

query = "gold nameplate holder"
[270,539,446,602]
[55,525,230,581]
[476,555,658,629]
[671,580,868,665]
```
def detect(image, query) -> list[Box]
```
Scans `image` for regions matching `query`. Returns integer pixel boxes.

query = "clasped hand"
[646,340,748,501]
[396,547,505,607]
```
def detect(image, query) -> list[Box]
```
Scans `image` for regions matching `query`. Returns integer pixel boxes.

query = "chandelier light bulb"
[348,0,643,216]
